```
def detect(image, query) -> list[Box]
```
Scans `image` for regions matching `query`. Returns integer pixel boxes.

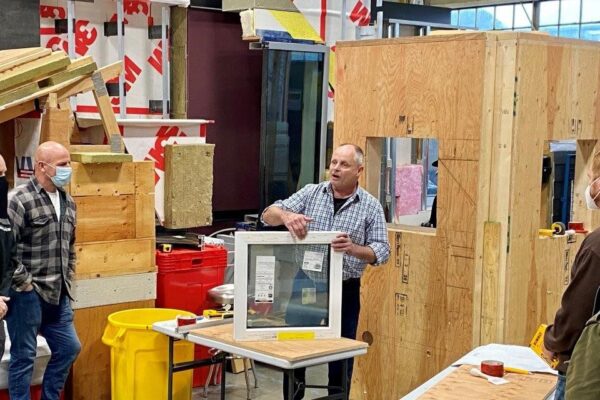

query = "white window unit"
[234,231,343,341]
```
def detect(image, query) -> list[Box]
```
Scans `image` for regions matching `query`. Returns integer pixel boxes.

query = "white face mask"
[585,182,600,210]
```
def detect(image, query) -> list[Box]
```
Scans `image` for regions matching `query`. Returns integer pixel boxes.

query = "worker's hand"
[541,341,555,364]
[0,296,9,319]
[0,154,6,176]
[22,283,34,292]
[282,212,312,239]
[331,233,354,254]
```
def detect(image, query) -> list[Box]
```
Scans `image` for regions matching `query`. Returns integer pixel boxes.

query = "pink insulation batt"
[395,164,423,216]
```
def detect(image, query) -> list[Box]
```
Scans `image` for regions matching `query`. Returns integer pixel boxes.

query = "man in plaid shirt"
[262,143,390,400]
[7,142,80,400]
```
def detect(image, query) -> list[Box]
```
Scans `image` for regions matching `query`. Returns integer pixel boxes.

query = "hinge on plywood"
[395,232,402,269]
[402,253,410,284]
[395,293,408,317]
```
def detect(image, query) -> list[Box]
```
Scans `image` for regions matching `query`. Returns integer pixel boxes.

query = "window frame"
[233,231,344,341]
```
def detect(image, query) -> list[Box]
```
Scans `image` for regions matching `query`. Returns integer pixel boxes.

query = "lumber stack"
[0,47,122,149]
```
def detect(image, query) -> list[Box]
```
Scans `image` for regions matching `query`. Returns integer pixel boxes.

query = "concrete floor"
[193,362,329,400]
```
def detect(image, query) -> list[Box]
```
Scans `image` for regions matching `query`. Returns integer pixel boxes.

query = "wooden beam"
[69,145,111,153]
[0,82,39,107]
[0,75,85,114]
[91,70,123,152]
[0,100,35,124]
[71,152,133,164]
[56,62,122,101]
[41,57,97,87]
[0,48,52,73]
[0,51,70,92]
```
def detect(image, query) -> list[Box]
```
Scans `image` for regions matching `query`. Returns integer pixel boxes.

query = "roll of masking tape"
[481,360,504,377]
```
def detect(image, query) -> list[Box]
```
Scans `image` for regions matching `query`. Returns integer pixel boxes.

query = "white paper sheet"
[453,344,557,375]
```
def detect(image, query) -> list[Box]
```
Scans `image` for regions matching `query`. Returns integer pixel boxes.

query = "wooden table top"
[189,323,368,363]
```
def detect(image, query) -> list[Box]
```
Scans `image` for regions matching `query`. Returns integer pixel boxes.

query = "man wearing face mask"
[0,154,15,361]
[543,171,600,400]
[6,142,80,400]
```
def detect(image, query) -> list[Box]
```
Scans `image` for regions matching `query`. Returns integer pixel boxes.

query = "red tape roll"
[481,360,504,377]
[176,315,196,327]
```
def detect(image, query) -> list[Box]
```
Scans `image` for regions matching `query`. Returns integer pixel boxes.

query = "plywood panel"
[70,299,155,400]
[189,323,367,362]
[544,42,572,140]
[74,195,136,243]
[135,160,155,195]
[418,364,556,400]
[436,159,478,238]
[572,46,600,139]
[480,222,502,344]
[75,238,155,279]
[505,40,559,344]
[69,162,136,197]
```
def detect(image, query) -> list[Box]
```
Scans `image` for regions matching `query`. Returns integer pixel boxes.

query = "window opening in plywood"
[540,140,577,231]
[366,137,438,230]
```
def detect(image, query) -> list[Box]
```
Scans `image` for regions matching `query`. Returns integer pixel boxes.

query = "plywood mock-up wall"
[335,32,600,399]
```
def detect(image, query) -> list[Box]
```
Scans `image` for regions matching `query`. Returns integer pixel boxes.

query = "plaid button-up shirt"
[264,182,390,280]
[8,177,77,305]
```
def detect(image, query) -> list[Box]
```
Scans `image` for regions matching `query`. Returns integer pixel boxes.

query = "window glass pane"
[581,0,600,23]
[476,7,495,30]
[247,243,331,329]
[540,0,560,26]
[560,0,581,24]
[559,24,581,38]
[514,3,533,28]
[581,23,600,40]
[540,25,560,36]
[495,5,514,29]
[451,10,458,26]
[513,27,533,32]
[458,9,476,28]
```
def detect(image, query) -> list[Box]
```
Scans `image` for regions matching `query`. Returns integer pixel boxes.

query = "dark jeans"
[283,278,361,400]
[554,371,566,400]
[6,288,81,400]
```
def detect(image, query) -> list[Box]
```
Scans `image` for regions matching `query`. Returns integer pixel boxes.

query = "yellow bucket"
[102,308,195,400]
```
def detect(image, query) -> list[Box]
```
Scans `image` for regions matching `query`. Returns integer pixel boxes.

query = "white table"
[153,319,368,400]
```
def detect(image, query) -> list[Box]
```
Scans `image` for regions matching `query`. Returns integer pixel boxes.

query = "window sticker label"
[255,256,275,303]
[302,251,324,272]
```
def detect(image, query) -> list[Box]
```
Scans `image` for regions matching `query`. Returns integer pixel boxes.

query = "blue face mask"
[44,163,72,187]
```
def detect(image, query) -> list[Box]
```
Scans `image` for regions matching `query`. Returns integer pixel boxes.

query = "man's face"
[40,150,70,179]
[329,145,363,191]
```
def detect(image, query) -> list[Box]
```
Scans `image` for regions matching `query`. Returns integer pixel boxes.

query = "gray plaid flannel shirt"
[8,177,77,305]
[263,182,390,280]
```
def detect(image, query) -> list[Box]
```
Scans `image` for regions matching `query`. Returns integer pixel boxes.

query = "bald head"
[35,141,69,164]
